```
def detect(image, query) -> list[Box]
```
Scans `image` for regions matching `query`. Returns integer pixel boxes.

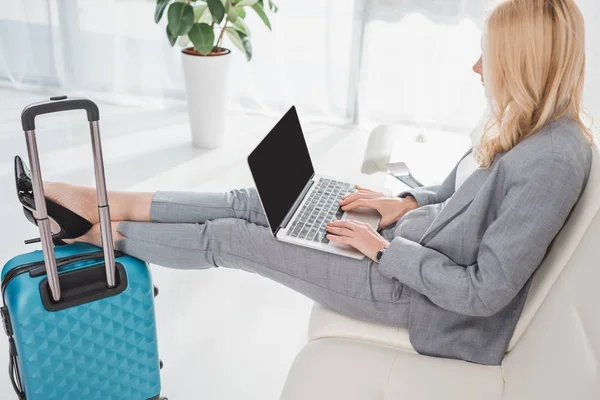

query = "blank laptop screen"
[248,106,315,235]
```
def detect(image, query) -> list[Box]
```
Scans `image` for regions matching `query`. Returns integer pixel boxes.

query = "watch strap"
[376,246,388,263]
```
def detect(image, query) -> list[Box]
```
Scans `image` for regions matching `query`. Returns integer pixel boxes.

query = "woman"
[14,0,593,365]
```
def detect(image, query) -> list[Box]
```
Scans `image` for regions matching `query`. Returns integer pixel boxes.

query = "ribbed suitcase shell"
[1,243,161,400]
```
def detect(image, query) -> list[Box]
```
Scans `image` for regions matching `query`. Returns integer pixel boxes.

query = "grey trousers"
[116,188,410,326]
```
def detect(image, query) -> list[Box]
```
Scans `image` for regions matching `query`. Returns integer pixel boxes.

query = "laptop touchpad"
[343,207,381,230]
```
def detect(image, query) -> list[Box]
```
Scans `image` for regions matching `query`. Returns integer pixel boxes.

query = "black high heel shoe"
[14,156,93,246]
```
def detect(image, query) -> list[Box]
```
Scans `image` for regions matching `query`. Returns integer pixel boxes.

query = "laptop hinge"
[275,174,316,236]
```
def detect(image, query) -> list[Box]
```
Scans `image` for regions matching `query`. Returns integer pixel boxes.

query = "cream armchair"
[280,141,600,400]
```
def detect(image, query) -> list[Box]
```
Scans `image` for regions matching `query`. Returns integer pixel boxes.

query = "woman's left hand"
[326,219,390,262]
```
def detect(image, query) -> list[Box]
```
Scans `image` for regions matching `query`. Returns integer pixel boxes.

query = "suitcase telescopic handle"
[21,96,100,131]
[21,96,116,303]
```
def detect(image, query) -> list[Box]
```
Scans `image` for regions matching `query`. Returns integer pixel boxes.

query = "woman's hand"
[326,219,390,262]
[339,185,418,228]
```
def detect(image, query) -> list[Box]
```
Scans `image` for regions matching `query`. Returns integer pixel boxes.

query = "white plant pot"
[181,48,232,149]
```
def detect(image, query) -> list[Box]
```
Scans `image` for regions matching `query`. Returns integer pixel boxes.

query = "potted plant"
[155,0,278,148]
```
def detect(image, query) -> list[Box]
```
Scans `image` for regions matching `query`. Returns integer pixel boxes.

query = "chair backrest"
[500,140,600,399]
[506,140,600,350]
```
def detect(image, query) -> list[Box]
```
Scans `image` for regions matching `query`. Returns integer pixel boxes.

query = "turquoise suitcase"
[1,97,163,399]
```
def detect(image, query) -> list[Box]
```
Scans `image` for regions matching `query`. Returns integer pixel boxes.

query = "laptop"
[248,106,391,259]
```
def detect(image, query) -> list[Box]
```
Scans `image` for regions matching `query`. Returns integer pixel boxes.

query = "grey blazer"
[379,118,592,365]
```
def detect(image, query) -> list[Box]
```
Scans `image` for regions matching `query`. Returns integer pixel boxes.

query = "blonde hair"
[475,0,593,168]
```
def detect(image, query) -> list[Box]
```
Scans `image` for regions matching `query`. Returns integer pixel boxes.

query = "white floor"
[0,88,401,400]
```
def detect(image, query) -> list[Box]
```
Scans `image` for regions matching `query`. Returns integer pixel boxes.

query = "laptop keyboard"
[286,178,355,244]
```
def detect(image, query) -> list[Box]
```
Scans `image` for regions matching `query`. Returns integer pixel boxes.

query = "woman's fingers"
[340,192,380,205]
[326,234,353,245]
[327,219,367,230]
[327,219,354,230]
[356,185,384,193]
[354,185,373,192]
[325,225,354,236]
[341,187,374,200]
[326,219,369,245]
[327,219,361,230]
[356,185,386,197]
[341,199,367,211]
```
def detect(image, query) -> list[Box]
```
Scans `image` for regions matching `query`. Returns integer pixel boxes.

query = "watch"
[376,246,388,263]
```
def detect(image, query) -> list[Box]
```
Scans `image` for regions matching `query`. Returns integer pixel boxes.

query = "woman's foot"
[15,156,154,245]
[44,182,99,226]
[64,221,124,247]
[14,156,98,244]
[44,181,154,224]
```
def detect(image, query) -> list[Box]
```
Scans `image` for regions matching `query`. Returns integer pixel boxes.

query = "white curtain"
[1,0,599,132]
[360,0,490,131]
[578,0,600,125]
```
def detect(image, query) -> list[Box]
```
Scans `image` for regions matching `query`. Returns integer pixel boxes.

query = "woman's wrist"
[375,243,389,263]
[370,239,390,262]
[403,195,419,209]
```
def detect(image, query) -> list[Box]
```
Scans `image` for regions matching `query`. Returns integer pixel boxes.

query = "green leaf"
[197,6,213,24]
[235,0,257,6]
[258,0,278,13]
[251,3,271,30]
[227,0,237,22]
[206,0,225,24]
[238,31,252,61]
[268,0,278,12]
[193,3,208,21]
[225,27,243,52]
[225,27,252,61]
[155,0,171,23]
[235,6,246,18]
[188,22,215,55]
[167,2,194,36]
[166,25,178,47]
[233,18,250,36]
